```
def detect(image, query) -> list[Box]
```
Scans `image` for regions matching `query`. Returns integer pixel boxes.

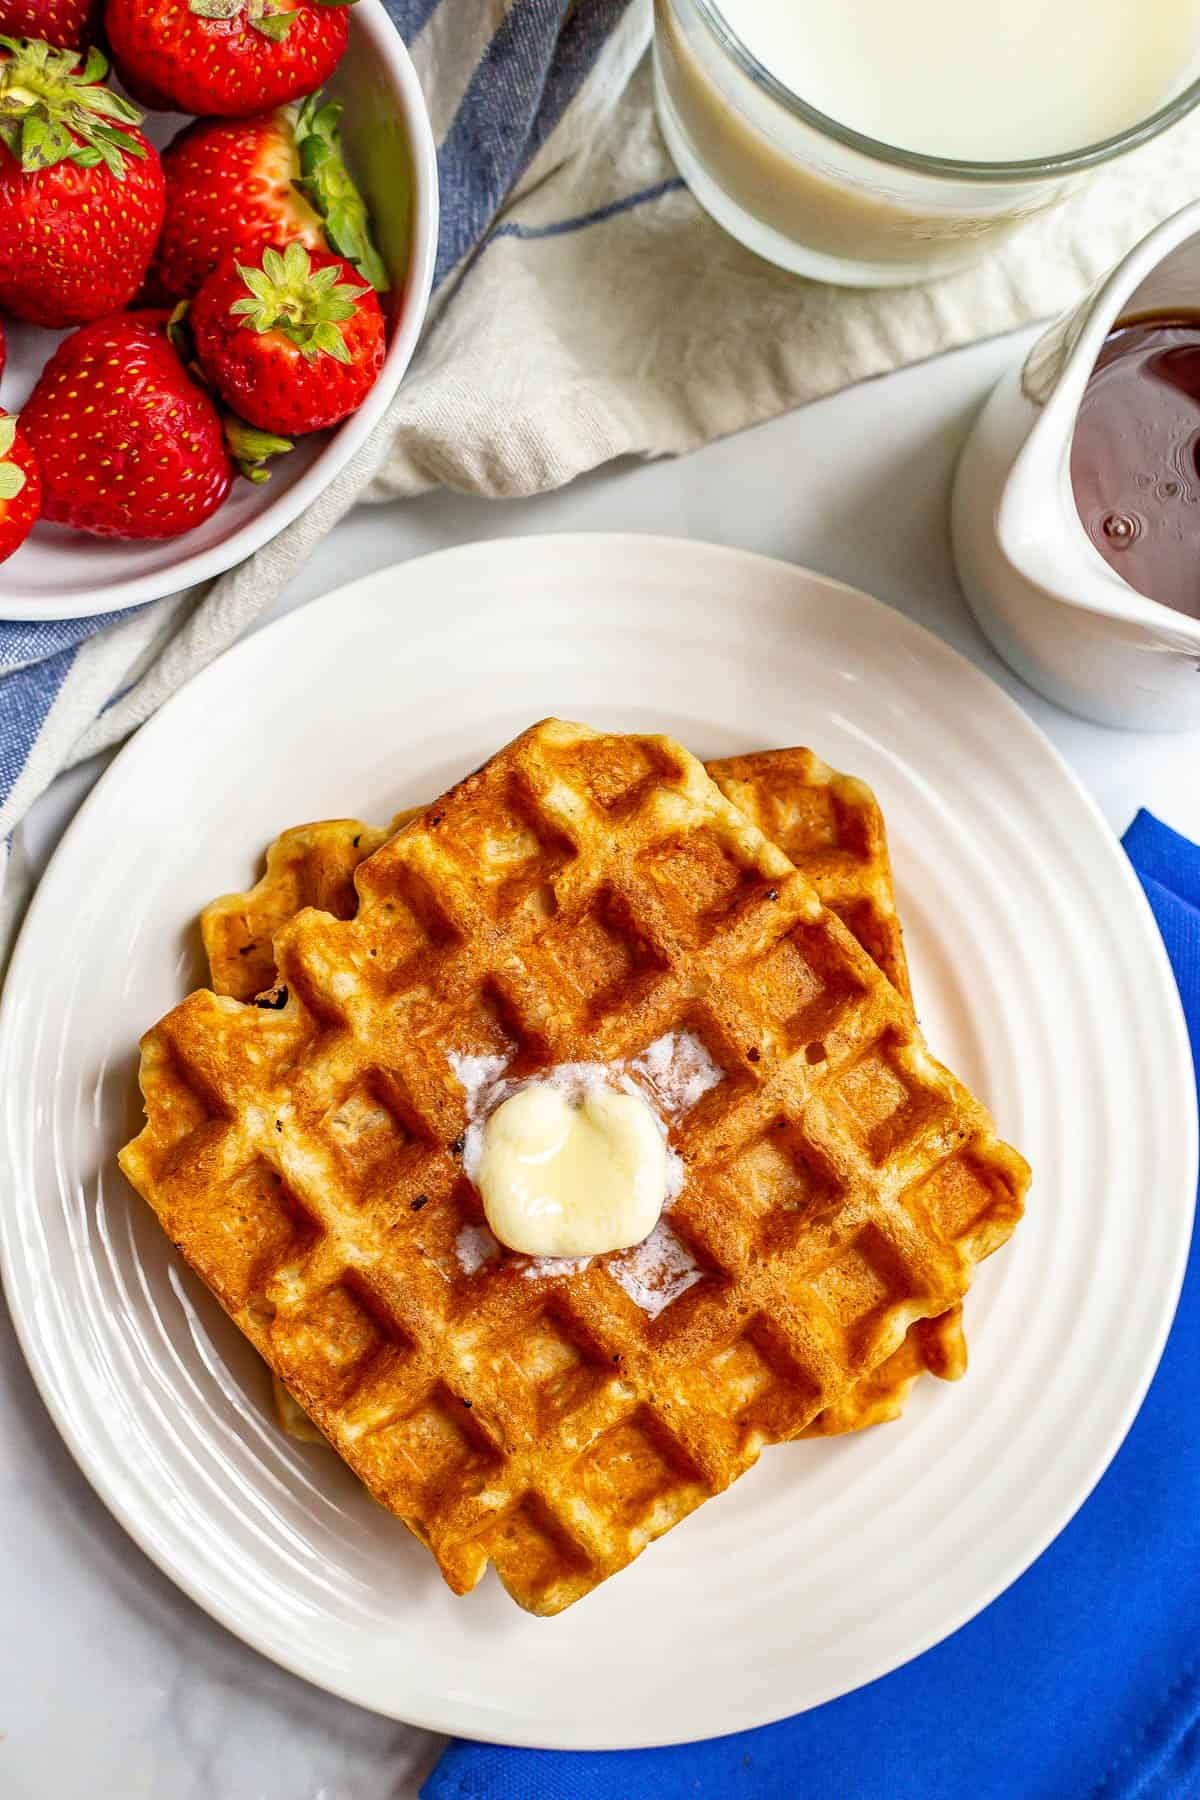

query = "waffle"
[203,752,911,1004]
[202,748,967,1439]
[121,720,1027,1614]
[202,815,408,1011]
[709,752,968,1430]
[266,1288,964,1441]
[707,750,912,1004]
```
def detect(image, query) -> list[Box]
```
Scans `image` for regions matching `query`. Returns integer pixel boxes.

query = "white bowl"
[0,0,438,621]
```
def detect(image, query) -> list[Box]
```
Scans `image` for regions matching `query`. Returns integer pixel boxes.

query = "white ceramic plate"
[1,535,1194,1748]
[0,0,438,621]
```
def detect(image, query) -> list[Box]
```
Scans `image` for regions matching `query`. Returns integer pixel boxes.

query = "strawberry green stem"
[222,412,294,483]
[230,240,369,364]
[290,94,389,293]
[0,38,145,177]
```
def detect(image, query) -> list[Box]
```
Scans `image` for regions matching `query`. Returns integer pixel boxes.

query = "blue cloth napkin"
[426,809,1200,1800]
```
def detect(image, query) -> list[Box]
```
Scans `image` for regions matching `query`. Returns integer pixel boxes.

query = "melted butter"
[476,1081,667,1258]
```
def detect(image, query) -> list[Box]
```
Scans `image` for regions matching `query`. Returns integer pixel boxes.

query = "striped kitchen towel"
[5,0,1200,961]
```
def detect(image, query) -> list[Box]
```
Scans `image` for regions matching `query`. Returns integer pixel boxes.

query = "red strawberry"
[22,311,233,537]
[0,39,165,327]
[105,0,353,118]
[151,92,387,303]
[0,408,41,559]
[190,240,384,434]
[0,0,102,48]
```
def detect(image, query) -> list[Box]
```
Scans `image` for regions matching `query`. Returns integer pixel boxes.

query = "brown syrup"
[1070,313,1200,619]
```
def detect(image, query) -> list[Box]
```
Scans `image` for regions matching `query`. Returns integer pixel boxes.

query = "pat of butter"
[477,1082,667,1258]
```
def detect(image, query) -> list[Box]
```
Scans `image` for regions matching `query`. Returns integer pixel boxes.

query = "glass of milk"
[654,0,1200,284]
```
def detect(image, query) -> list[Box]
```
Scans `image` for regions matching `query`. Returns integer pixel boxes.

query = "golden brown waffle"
[267,1303,964,1442]
[202,749,970,1447]
[707,749,912,1004]
[203,747,967,1440]
[121,720,1027,1614]
[708,750,968,1427]
[264,1310,970,1439]
[202,815,406,1009]
[203,752,910,1004]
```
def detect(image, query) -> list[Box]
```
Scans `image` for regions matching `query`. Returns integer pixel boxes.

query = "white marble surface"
[5,325,1200,1800]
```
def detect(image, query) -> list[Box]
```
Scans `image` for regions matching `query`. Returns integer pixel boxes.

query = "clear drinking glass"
[654,0,1200,287]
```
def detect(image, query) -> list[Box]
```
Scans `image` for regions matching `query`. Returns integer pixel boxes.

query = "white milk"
[718,0,1200,161]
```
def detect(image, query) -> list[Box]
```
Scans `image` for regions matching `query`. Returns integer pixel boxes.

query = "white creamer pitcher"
[953,201,1200,730]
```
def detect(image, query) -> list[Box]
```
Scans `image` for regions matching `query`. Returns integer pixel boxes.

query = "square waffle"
[120,720,1027,1614]
[201,748,966,1437]
[706,749,969,1427]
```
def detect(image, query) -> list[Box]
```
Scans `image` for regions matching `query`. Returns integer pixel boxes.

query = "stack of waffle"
[120,720,1028,1614]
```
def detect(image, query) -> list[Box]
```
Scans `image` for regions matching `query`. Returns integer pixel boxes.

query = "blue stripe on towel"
[382,0,442,43]
[0,610,128,673]
[524,0,630,164]
[0,643,78,811]
[434,0,633,285]
[491,175,684,243]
